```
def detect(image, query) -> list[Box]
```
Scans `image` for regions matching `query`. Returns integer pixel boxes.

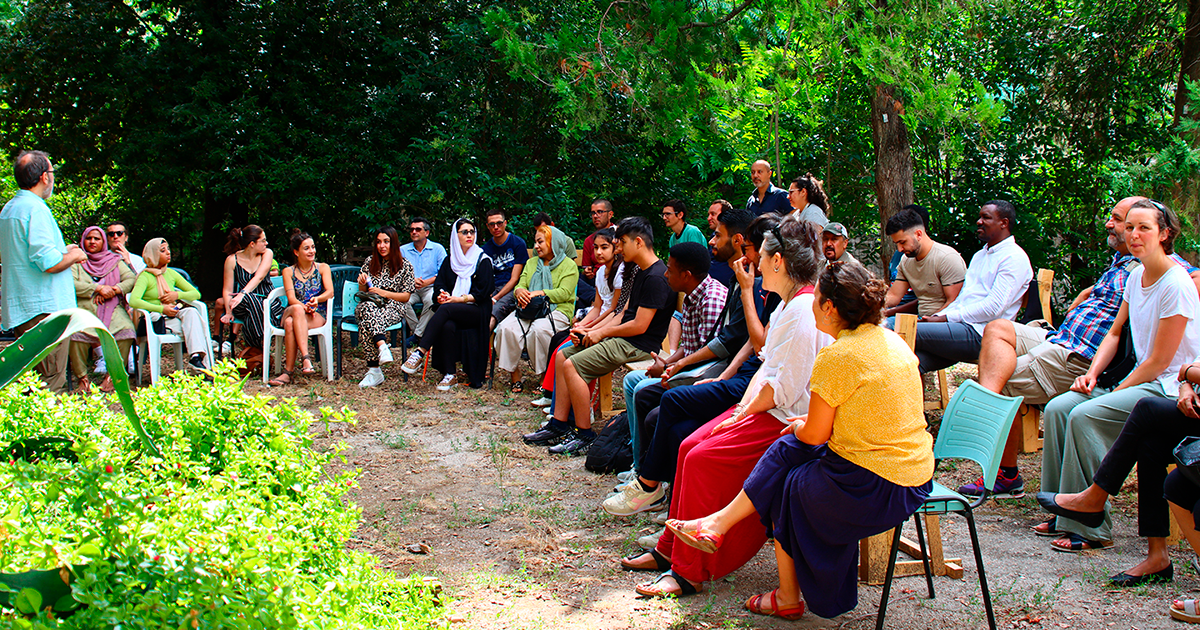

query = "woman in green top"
[128,238,209,373]
[493,225,578,393]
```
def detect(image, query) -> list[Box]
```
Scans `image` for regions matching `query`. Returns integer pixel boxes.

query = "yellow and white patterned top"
[810,323,934,487]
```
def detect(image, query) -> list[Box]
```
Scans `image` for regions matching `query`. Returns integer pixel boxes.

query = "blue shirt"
[1048,252,1199,360]
[0,190,74,329]
[745,185,790,216]
[399,240,447,281]
[481,232,529,291]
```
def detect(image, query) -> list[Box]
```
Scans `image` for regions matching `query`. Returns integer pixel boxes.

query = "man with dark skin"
[912,201,1032,373]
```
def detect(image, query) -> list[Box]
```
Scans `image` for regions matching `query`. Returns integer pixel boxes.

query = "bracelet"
[1186,365,1195,383]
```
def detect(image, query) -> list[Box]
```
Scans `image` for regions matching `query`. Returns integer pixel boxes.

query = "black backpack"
[585,411,633,474]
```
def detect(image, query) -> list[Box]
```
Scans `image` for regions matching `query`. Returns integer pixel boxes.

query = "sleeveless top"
[292,265,327,316]
[234,262,272,298]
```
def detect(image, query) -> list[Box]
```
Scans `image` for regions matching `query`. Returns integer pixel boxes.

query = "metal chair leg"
[875,523,905,630]
[964,509,997,630]
[913,513,934,598]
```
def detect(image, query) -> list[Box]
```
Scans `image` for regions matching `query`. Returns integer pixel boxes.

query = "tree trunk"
[1175,0,1200,127]
[198,189,249,298]
[870,83,913,271]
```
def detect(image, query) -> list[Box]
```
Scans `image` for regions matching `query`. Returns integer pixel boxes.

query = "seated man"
[883,207,966,327]
[913,200,1032,373]
[481,208,528,330]
[821,222,857,265]
[522,217,675,456]
[964,196,1200,498]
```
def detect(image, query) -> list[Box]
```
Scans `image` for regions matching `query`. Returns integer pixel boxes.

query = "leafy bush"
[0,364,446,629]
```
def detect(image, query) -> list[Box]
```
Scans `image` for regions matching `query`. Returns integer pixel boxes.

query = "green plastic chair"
[875,379,1024,630]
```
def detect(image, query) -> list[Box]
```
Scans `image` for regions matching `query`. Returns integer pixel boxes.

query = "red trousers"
[656,406,785,584]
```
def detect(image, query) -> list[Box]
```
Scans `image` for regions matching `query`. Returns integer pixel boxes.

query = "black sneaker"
[548,431,596,457]
[188,353,207,373]
[523,423,570,446]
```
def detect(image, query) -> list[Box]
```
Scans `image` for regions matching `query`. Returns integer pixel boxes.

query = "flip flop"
[745,588,805,620]
[1171,599,1200,623]
[634,569,700,598]
[666,518,724,554]
[620,548,671,572]
[1050,532,1112,553]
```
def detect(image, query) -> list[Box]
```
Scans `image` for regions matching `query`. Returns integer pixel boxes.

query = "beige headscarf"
[141,238,174,304]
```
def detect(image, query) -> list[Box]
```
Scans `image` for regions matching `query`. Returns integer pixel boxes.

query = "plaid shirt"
[680,275,729,356]
[1048,252,1199,359]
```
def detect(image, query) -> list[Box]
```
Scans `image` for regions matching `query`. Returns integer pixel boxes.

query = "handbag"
[1173,436,1200,488]
[356,291,389,308]
[1096,321,1136,390]
[515,295,552,320]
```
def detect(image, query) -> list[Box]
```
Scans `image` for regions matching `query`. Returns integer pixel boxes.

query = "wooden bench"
[596,291,683,418]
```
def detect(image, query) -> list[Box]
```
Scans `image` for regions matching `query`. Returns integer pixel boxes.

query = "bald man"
[745,160,790,216]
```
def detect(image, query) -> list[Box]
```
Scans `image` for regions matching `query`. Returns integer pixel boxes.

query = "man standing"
[400,217,447,345]
[662,200,707,250]
[883,208,966,322]
[106,222,145,274]
[913,200,1033,373]
[481,209,528,330]
[0,151,85,392]
[745,160,790,216]
[821,222,858,264]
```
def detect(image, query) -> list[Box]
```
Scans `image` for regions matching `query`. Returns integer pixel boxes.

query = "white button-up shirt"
[936,235,1032,333]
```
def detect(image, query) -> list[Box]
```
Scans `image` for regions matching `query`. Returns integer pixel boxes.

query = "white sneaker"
[530,396,553,407]
[220,341,233,355]
[542,405,553,415]
[94,356,107,374]
[436,374,455,391]
[602,481,666,516]
[616,470,638,483]
[378,344,394,365]
[638,529,665,550]
[358,368,384,388]
[653,509,670,525]
[400,349,424,374]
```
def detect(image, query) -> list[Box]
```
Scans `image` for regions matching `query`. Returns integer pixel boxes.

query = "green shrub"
[0,364,446,629]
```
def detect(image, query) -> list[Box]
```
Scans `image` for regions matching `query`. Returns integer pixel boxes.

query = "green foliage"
[0,363,446,628]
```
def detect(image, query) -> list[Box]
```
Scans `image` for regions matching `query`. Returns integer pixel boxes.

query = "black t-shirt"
[620,260,676,353]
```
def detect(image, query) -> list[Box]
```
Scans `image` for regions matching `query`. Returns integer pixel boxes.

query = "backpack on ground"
[585,411,633,474]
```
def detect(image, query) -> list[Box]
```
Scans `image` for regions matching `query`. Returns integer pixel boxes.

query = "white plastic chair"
[262,286,334,383]
[136,300,213,385]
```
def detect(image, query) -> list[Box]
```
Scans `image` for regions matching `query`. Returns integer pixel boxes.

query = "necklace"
[295,263,317,281]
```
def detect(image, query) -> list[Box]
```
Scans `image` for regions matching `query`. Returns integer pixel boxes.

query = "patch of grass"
[378,431,410,449]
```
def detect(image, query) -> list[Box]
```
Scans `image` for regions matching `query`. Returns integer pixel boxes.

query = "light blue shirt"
[399,240,447,281]
[0,190,74,329]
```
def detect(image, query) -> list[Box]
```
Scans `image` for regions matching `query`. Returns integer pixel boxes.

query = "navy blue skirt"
[744,435,931,619]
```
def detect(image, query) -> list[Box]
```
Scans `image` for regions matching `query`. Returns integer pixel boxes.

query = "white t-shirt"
[740,291,834,422]
[1125,263,1200,397]
[126,252,146,275]
[595,262,624,312]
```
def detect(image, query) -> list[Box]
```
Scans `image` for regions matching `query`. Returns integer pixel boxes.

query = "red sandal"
[745,588,805,620]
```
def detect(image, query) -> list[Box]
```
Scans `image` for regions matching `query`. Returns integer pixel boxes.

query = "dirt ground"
[231,348,1200,630]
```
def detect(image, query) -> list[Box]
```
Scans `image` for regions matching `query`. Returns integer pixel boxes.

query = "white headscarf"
[449,218,487,297]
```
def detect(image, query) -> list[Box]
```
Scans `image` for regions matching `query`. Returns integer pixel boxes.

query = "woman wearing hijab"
[128,238,208,372]
[401,218,493,391]
[494,225,578,393]
[68,226,137,393]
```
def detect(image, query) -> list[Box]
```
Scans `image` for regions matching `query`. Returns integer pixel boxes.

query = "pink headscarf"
[79,226,124,326]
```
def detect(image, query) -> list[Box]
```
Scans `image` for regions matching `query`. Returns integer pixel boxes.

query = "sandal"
[511,380,524,394]
[299,354,315,375]
[1032,517,1061,537]
[1050,532,1112,553]
[634,569,700,598]
[1172,599,1200,623]
[745,588,805,620]
[621,549,671,572]
[98,375,115,393]
[268,370,293,387]
[666,518,724,554]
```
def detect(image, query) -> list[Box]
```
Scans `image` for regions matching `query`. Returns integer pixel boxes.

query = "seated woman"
[401,218,493,391]
[494,225,578,393]
[355,226,415,388]
[69,226,136,393]
[622,215,829,598]
[667,261,934,620]
[129,239,209,372]
[219,225,282,351]
[268,230,334,386]
[1037,199,1200,552]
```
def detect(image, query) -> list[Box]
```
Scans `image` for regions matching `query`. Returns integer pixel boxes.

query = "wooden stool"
[893,314,949,410]
[1020,403,1043,453]
[859,516,963,585]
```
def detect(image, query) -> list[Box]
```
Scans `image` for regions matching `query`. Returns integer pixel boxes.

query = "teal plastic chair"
[876,379,1024,630]
[217,275,284,359]
[335,280,408,380]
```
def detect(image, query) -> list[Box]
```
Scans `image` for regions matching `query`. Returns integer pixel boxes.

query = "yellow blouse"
[809,323,934,487]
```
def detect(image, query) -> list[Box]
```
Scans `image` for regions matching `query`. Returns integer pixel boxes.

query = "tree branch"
[679,0,755,31]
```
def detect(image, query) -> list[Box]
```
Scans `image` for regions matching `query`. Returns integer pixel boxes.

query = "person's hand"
[1071,373,1097,395]
[732,256,754,290]
[357,273,368,290]
[781,415,808,437]
[583,329,605,347]
[228,292,244,310]
[161,289,179,304]
[919,314,949,323]
[646,352,666,378]
[1179,383,1200,419]
[436,290,451,304]
[710,405,747,435]
[515,288,531,308]
[92,292,105,305]
[220,312,233,324]
[163,304,180,318]
[368,286,387,297]
[583,266,596,279]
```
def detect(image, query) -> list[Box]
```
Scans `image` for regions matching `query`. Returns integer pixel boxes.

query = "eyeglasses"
[590,210,611,216]
[486,221,505,228]
[787,188,801,194]
[458,229,477,236]
[106,230,125,238]
[661,211,678,217]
